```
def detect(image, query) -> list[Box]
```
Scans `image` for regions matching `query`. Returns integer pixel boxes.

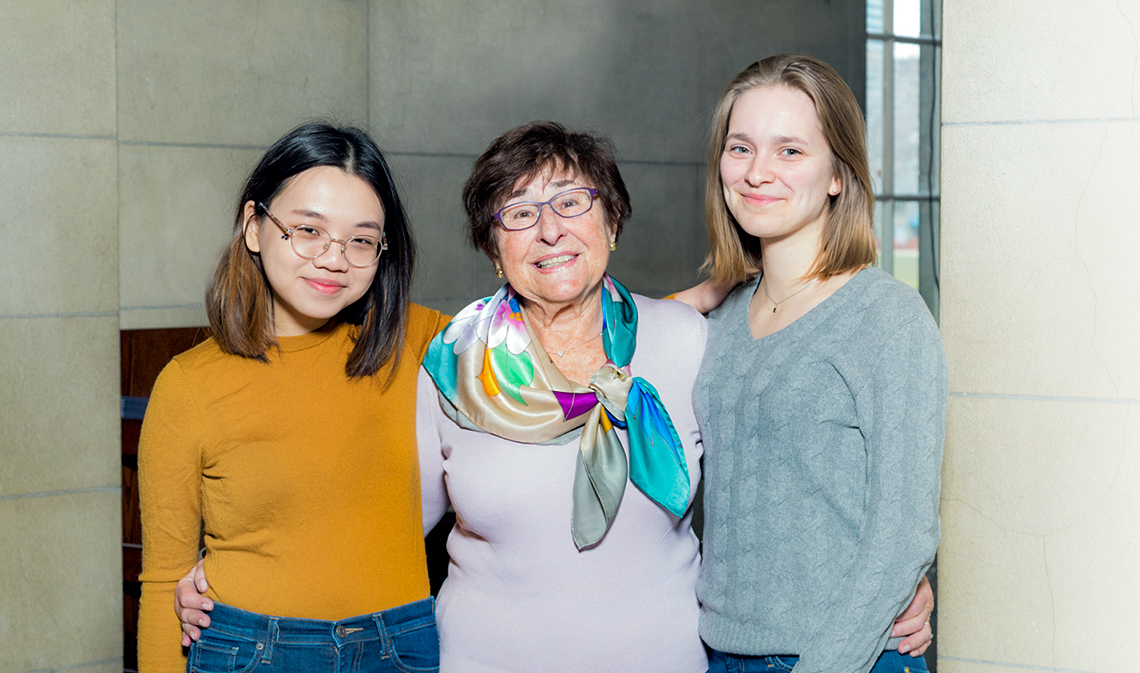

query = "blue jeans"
[187,598,439,673]
[706,648,928,673]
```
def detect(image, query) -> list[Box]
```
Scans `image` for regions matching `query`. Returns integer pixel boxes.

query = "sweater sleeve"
[136,360,206,673]
[793,313,947,673]
[417,366,449,535]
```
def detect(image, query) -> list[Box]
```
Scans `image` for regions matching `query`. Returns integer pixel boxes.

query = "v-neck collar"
[739,267,874,344]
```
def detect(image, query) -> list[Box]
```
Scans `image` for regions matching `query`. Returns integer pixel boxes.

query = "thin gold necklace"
[760,275,814,314]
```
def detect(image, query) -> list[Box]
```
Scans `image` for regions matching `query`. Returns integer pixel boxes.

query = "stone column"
[939,2,1140,672]
[0,2,121,671]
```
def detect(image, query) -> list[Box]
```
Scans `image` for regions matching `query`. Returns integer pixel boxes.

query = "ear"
[828,175,842,197]
[242,201,261,253]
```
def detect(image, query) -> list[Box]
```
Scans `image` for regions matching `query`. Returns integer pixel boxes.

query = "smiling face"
[492,167,613,318]
[243,165,384,336]
[719,84,841,247]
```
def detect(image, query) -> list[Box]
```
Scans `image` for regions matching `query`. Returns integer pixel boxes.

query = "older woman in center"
[417,121,708,672]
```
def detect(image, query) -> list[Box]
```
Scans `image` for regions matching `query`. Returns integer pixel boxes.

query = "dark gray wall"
[368,1,867,311]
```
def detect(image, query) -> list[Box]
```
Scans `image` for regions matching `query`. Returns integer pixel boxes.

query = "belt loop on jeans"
[263,617,278,663]
[371,614,392,659]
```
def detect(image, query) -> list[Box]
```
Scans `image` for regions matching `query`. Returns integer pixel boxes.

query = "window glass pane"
[893,200,920,290]
[867,0,884,33]
[866,40,885,194]
[893,41,921,195]
[894,0,921,37]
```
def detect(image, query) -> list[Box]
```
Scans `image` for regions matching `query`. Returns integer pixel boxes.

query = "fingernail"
[899,644,911,654]
[203,601,213,610]
[198,581,208,592]
[198,618,208,627]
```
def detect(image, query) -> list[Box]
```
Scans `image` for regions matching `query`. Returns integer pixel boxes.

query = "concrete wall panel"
[607,161,705,297]
[0,317,119,497]
[941,122,1140,400]
[117,0,368,145]
[0,492,122,673]
[118,144,262,328]
[388,153,484,314]
[0,137,118,316]
[369,0,866,163]
[940,399,1140,671]
[943,0,1140,124]
[0,0,116,136]
[938,499,1056,667]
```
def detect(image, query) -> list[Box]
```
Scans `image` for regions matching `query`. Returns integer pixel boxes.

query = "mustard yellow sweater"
[137,305,448,672]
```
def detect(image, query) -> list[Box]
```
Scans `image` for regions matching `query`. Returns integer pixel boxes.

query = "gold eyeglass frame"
[256,202,387,268]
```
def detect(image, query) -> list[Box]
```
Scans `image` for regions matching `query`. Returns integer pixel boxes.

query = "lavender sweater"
[418,295,708,673]
[695,268,946,673]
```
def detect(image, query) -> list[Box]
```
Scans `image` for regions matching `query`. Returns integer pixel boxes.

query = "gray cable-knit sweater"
[695,267,947,673]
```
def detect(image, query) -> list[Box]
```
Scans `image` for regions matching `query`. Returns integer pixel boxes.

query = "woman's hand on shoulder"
[892,574,934,656]
[671,278,736,315]
[175,557,213,647]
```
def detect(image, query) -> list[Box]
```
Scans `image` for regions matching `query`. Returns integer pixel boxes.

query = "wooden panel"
[122,418,142,457]
[122,464,142,556]
[121,327,212,397]
[122,327,210,673]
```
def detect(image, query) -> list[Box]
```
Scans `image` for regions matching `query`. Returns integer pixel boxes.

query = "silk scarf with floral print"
[422,276,690,550]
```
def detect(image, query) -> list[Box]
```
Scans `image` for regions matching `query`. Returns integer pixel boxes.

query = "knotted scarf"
[422,276,690,550]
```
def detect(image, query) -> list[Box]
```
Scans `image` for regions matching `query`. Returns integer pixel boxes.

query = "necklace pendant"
[771,306,778,313]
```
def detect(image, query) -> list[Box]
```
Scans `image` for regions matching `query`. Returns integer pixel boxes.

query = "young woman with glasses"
[136,123,448,673]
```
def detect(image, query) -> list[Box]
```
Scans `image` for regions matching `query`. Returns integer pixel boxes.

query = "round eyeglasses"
[493,187,600,231]
[257,202,387,268]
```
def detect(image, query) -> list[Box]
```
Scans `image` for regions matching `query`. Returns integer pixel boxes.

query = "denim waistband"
[205,597,436,646]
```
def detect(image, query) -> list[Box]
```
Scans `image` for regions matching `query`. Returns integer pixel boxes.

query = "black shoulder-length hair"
[205,122,415,379]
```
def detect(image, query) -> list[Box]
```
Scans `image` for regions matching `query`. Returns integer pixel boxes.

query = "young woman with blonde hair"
[691,54,945,673]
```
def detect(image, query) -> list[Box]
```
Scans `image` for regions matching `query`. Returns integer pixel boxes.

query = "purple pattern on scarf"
[554,390,598,421]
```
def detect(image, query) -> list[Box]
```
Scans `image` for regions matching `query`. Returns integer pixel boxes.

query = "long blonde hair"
[702,54,876,285]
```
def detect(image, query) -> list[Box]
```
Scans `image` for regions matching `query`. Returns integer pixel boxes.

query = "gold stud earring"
[495,266,504,278]
[609,240,617,252]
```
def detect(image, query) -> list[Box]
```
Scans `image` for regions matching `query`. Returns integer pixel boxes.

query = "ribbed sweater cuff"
[699,614,903,658]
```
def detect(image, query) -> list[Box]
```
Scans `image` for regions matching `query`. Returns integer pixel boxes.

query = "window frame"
[867,0,942,319]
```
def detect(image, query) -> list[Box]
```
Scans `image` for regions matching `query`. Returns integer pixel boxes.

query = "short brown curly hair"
[462,121,632,262]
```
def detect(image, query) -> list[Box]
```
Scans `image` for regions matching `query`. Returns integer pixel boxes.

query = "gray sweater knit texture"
[695,268,947,673]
